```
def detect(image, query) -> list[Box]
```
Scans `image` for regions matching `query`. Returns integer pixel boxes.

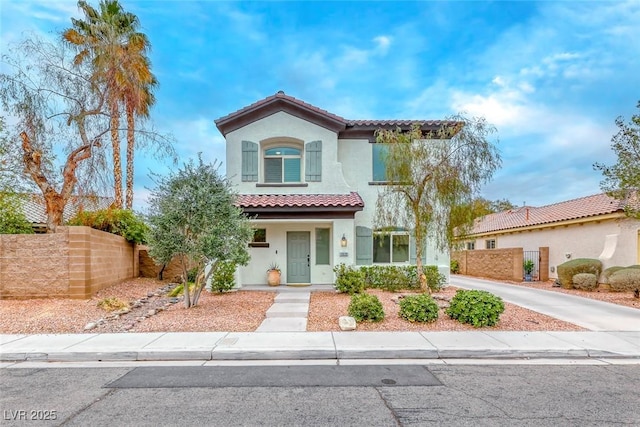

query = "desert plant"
[556,258,602,289]
[446,289,505,327]
[423,265,446,292]
[168,282,195,298]
[97,297,129,312]
[334,263,366,294]
[399,293,439,323]
[348,293,385,322]
[608,268,640,292]
[602,266,625,283]
[450,259,460,274]
[572,273,598,291]
[210,260,236,292]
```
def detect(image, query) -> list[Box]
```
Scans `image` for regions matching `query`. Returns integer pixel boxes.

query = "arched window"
[264,146,301,183]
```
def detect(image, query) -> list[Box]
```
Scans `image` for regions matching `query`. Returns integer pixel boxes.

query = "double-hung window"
[264,147,301,183]
[373,231,409,263]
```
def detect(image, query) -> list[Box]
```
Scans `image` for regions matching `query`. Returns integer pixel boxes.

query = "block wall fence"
[451,247,549,282]
[0,226,139,299]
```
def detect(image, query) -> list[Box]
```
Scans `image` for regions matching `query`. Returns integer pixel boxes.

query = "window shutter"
[241,141,258,182]
[409,234,427,265]
[305,140,322,182]
[355,226,373,265]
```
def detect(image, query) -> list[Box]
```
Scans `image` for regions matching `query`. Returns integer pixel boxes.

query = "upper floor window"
[372,143,389,182]
[485,239,496,249]
[373,231,409,263]
[264,147,301,183]
[466,241,475,250]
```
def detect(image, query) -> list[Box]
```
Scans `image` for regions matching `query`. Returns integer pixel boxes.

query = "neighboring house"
[21,194,113,232]
[461,193,640,279]
[215,91,456,286]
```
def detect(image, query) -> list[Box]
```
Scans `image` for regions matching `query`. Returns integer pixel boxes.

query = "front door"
[287,231,310,284]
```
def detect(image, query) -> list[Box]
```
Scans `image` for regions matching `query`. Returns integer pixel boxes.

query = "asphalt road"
[2,363,639,426]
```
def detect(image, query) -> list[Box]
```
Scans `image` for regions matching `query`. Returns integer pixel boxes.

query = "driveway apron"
[449,275,640,332]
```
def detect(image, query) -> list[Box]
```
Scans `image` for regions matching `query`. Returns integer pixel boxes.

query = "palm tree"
[121,48,157,209]
[63,0,151,209]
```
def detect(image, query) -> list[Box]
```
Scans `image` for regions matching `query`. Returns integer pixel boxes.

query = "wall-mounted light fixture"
[340,234,348,248]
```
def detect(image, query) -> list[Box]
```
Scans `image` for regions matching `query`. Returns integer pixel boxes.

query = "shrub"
[0,193,33,234]
[360,265,444,292]
[450,259,460,274]
[423,265,446,292]
[68,208,148,244]
[556,258,602,289]
[210,261,236,292]
[446,289,505,327]
[399,294,439,323]
[608,268,640,292]
[334,263,365,294]
[348,293,385,322]
[361,265,419,292]
[572,273,598,291]
[97,297,128,312]
[168,282,195,298]
[602,266,625,284]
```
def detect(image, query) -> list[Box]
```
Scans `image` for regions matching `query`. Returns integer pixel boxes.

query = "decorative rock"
[169,298,180,304]
[147,309,156,316]
[147,292,155,298]
[84,322,97,331]
[338,316,357,331]
[123,324,134,330]
[136,317,146,322]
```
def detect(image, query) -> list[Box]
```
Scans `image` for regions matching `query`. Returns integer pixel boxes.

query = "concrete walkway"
[255,292,310,332]
[450,275,640,331]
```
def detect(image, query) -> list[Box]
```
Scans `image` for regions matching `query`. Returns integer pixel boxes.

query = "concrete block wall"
[452,248,524,281]
[0,226,137,299]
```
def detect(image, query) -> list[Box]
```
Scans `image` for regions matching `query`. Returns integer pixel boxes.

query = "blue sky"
[2,0,639,211]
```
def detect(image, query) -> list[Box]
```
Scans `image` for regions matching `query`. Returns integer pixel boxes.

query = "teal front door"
[287,231,310,284]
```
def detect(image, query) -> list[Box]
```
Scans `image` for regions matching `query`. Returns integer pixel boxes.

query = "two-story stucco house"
[215,91,454,286]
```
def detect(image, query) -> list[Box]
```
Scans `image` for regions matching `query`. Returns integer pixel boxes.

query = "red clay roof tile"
[471,193,626,234]
[237,192,364,209]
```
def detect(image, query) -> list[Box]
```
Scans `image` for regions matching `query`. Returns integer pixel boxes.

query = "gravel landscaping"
[0,276,636,334]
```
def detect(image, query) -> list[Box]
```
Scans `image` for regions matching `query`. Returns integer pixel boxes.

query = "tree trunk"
[415,227,431,294]
[125,105,135,209]
[111,102,123,209]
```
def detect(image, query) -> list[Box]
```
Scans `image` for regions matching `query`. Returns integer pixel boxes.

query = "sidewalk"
[2,330,640,363]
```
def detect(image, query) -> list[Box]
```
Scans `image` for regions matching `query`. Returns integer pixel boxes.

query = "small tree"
[147,157,253,308]
[594,101,640,219]
[375,115,501,292]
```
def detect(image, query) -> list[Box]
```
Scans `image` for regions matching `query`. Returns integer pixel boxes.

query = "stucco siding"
[470,218,640,278]
[226,111,350,194]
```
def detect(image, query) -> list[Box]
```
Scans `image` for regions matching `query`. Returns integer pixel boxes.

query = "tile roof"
[21,194,113,224]
[471,193,627,234]
[215,91,460,136]
[215,90,347,127]
[237,192,364,209]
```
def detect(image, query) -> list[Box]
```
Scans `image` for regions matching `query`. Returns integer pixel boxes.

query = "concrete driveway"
[449,275,640,332]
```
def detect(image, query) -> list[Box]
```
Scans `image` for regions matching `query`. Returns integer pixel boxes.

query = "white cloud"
[373,35,391,55]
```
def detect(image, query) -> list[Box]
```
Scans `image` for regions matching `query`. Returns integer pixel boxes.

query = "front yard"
[3,276,636,334]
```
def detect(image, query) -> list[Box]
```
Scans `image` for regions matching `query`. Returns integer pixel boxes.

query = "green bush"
[572,273,598,291]
[602,266,625,283]
[360,265,419,292]
[608,268,640,292]
[0,193,33,234]
[334,263,365,294]
[450,259,460,274]
[423,265,446,292]
[359,265,444,292]
[210,261,236,292]
[348,293,385,322]
[68,208,148,244]
[446,289,505,327]
[399,294,439,323]
[556,258,602,289]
